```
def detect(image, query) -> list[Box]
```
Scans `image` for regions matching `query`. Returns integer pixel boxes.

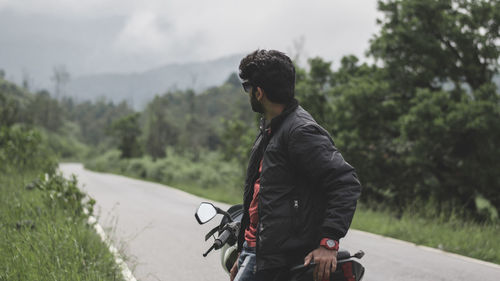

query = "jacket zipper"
[256,185,262,269]
[292,199,299,233]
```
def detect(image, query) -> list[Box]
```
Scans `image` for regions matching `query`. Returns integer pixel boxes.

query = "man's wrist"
[319,238,339,251]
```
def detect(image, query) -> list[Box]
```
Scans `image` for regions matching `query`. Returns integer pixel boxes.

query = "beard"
[250,91,265,113]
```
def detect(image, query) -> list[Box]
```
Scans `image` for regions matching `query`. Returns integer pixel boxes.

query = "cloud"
[1,0,381,85]
[0,0,105,17]
[114,11,171,54]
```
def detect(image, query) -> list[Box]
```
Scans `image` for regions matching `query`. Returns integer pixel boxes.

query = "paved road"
[59,163,500,281]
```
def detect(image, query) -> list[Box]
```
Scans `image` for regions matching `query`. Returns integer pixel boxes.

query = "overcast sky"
[0,0,381,88]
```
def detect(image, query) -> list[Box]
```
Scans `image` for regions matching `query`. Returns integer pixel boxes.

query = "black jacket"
[237,99,362,271]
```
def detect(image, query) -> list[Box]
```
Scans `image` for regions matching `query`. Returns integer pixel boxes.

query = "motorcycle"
[195,202,365,281]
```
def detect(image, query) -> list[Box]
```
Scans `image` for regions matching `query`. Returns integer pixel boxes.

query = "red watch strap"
[320,238,339,251]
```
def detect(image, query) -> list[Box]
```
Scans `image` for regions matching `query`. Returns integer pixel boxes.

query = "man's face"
[249,88,265,113]
[242,81,264,113]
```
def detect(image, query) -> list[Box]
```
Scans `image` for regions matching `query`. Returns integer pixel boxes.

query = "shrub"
[0,126,57,174]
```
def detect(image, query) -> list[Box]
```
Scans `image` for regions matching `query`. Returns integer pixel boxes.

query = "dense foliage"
[295,57,499,220]
[0,76,135,160]
[292,0,500,220]
[370,0,499,92]
[135,78,256,163]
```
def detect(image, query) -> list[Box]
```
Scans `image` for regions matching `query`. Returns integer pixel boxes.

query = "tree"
[220,118,254,173]
[0,92,20,127]
[110,113,143,158]
[288,35,307,66]
[22,70,33,90]
[369,0,500,93]
[51,65,70,99]
[327,57,406,209]
[399,84,500,216]
[225,72,241,88]
[65,98,134,146]
[293,50,500,219]
[27,90,64,132]
[357,0,500,218]
[144,96,179,159]
[295,57,333,126]
[0,80,22,127]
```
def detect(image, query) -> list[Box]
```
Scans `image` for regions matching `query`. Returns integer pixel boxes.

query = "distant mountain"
[63,54,500,109]
[66,54,243,109]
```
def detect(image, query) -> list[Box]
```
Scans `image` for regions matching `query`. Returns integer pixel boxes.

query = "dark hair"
[239,49,295,104]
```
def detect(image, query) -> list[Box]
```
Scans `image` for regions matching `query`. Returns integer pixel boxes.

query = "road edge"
[349,229,500,269]
[88,215,138,281]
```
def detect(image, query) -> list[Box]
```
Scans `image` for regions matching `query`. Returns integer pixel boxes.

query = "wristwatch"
[320,238,339,251]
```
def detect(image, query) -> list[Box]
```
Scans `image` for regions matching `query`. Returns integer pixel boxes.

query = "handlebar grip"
[214,229,231,249]
[337,250,351,260]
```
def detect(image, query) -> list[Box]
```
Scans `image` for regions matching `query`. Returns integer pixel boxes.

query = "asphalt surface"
[59,163,500,281]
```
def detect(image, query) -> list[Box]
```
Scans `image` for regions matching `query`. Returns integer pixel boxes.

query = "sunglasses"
[241,81,252,93]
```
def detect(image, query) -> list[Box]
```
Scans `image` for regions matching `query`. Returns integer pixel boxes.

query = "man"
[230,50,361,281]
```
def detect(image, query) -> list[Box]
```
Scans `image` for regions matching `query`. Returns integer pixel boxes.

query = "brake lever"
[205,225,219,241]
[203,244,215,257]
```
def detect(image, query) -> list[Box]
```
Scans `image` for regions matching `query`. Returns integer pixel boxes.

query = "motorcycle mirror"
[195,202,218,224]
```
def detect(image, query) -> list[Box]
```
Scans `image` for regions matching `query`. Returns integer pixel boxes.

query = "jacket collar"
[259,98,299,135]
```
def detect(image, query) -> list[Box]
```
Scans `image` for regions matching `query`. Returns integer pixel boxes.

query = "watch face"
[326,239,336,248]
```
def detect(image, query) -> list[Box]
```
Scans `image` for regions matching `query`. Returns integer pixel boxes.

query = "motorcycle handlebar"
[203,244,215,257]
[289,250,364,273]
[214,228,232,249]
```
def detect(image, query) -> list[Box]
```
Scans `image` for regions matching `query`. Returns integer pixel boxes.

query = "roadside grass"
[0,171,124,281]
[84,149,500,265]
[85,149,243,204]
[159,180,242,204]
[351,205,500,264]
[0,126,124,281]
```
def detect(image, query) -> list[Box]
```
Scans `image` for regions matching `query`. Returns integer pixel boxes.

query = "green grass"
[161,180,242,204]
[351,205,500,264]
[0,125,124,280]
[0,171,124,281]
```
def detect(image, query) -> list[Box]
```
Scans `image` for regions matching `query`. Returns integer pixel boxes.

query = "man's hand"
[304,247,337,281]
[230,258,239,281]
